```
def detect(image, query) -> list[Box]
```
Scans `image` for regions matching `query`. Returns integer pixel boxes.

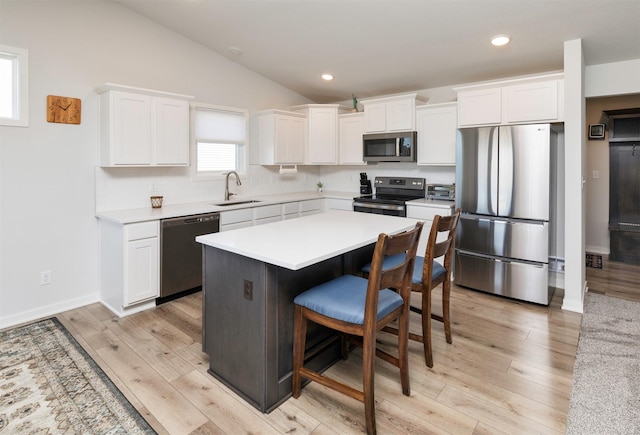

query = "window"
[192,103,247,176]
[0,45,29,127]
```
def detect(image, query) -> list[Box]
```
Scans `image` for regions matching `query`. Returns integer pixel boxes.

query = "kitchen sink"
[213,200,262,207]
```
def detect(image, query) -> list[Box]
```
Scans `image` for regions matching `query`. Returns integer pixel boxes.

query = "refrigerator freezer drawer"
[454,251,553,305]
[456,215,549,263]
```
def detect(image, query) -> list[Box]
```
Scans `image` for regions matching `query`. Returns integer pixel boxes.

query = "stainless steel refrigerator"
[454,123,562,305]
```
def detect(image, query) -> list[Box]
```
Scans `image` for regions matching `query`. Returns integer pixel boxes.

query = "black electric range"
[353,176,426,217]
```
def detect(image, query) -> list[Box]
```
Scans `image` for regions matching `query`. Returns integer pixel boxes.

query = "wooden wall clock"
[47,95,81,124]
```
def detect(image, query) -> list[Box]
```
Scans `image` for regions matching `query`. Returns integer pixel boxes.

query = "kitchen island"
[196,210,419,412]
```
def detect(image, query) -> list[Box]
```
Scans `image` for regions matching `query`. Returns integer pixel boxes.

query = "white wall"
[585,59,640,98]
[0,1,316,328]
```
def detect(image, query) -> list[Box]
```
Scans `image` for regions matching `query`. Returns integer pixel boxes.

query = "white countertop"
[196,210,420,270]
[95,190,455,224]
[96,190,356,224]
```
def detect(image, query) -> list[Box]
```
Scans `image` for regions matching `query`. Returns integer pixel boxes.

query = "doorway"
[585,94,640,302]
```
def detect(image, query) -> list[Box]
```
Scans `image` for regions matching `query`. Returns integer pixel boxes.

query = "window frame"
[0,45,29,127]
[190,102,248,180]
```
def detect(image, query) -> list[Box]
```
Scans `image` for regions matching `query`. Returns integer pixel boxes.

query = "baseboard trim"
[561,281,587,313]
[0,292,100,330]
[585,245,610,255]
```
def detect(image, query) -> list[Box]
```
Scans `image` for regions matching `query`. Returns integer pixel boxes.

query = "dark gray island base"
[202,243,375,413]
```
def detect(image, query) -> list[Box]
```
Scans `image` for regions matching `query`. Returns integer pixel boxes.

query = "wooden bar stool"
[362,209,461,367]
[292,222,423,435]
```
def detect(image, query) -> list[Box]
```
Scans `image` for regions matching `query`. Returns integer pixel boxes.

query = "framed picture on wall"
[588,124,605,140]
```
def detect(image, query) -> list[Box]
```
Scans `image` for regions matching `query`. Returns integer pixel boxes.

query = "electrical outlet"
[243,279,253,301]
[40,270,52,286]
[149,180,158,192]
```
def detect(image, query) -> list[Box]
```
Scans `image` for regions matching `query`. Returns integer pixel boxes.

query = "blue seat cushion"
[294,275,404,325]
[362,255,446,285]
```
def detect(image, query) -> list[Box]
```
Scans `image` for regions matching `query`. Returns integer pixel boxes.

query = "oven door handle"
[353,201,405,211]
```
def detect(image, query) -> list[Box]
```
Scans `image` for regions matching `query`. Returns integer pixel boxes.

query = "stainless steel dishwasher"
[159,212,220,302]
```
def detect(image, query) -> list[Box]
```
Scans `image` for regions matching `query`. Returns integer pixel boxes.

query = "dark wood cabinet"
[609,141,640,265]
[202,244,375,412]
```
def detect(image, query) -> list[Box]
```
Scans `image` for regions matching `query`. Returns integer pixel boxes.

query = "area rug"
[566,293,640,434]
[0,317,156,434]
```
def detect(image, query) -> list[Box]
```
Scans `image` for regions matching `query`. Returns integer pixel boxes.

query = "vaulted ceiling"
[114,0,640,103]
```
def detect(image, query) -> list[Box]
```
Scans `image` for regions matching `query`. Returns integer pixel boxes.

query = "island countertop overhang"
[196,210,420,270]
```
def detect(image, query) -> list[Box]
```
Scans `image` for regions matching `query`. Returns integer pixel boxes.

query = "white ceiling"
[114,0,640,103]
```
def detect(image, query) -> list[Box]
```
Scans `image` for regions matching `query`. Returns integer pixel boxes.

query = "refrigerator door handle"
[503,219,547,226]
[472,217,493,224]
[498,126,514,216]
[489,127,499,215]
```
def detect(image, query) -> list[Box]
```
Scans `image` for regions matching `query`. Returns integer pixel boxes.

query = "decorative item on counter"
[316,181,324,193]
[150,195,163,208]
[351,94,358,112]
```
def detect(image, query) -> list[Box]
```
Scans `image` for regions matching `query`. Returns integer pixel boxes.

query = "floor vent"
[549,256,565,272]
[586,253,603,269]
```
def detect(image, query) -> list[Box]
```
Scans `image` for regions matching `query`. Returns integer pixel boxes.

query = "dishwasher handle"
[184,216,219,224]
[161,213,220,229]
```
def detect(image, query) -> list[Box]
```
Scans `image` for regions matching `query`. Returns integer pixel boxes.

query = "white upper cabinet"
[291,104,349,165]
[362,102,387,132]
[503,80,562,124]
[360,93,424,133]
[416,102,457,166]
[97,84,192,167]
[250,109,305,165]
[339,112,367,165]
[154,97,191,164]
[457,88,502,127]
[455,74,564,127]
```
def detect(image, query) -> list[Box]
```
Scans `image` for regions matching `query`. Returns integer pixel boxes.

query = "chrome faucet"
[224,171,242,201]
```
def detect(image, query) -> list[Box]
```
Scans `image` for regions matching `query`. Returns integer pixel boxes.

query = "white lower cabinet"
[125,236,159,306]
[220,208,253,231]
[99,220,159,317]
[406,203,454,261]
[283,202,300,220]
[222,199,324,228]
[325,197,354,211]
[299,199,323,216]
[253,204,283,225]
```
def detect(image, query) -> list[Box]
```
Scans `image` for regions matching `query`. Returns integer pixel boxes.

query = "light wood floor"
[57,285,583,434]
[585,255,640,302]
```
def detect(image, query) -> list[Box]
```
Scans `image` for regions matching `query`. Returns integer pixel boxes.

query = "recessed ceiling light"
[321,73,334,81]
[227,46,243,55]
[491,34,511,46]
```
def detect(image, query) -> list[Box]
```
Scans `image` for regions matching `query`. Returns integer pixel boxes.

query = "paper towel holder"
[279,165,298,175]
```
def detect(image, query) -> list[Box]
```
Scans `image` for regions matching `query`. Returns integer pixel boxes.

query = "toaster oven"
[426,184,455,201]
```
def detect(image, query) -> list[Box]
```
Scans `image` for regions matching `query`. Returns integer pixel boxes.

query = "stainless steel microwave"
[363,131,417,162]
